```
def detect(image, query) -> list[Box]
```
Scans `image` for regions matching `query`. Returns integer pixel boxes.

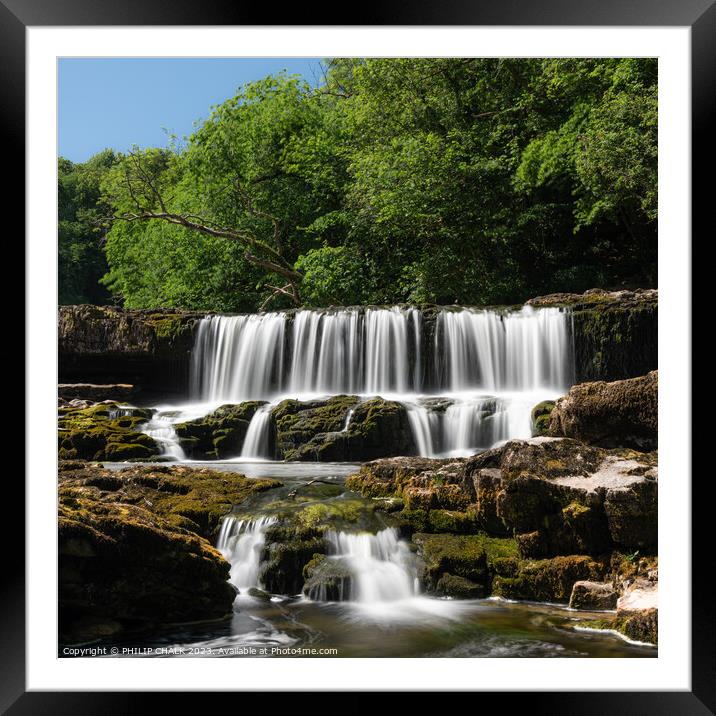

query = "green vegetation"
[60,59,657,310]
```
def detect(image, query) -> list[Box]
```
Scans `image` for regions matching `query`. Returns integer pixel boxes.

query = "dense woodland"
[58,58,657,311]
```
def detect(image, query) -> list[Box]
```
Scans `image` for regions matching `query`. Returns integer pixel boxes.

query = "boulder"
[491,555,604,603]
[57,402,159,461]
[413,532,518,596]
[272,396,417,461]
[569,580,618,610]
[59,496,234,644]
[58,463,282,643]
[531,400,555,437]
[549,372,658,450]
[302,554,354,601]
[464,437,657,555]
[174,401,268,459]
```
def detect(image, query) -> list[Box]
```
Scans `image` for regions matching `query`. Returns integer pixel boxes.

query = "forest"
[58,57,657,311]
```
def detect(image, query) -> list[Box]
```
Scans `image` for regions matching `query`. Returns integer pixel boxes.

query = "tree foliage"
[60,59,657,310]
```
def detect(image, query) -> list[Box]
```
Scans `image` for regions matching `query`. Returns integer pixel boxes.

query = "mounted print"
[56,55,659,659]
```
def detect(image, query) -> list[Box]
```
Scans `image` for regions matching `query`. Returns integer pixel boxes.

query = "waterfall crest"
[189,305,573,458]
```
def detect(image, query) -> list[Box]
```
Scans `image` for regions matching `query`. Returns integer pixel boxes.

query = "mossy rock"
[59,463,282,541]
[531,401,555,437]
[413,532,518,593]
[302,555,354,601]
[174,401,268,459]
[491,555,604,603]
[57,402,159,461]
[435,573,486,599]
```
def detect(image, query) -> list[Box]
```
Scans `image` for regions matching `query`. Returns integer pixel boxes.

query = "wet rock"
[302,555,353,601]
[57,402,159,461]
[174,401,268,459]
[413,532,518,595]
[531,400,555,437]
[273,396,417,461]
[569,580,618,610]
[549,372,658,450]
[58,463,281,541]
[435,573,486,599]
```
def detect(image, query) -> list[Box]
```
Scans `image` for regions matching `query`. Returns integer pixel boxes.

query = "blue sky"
[58,58,323,163]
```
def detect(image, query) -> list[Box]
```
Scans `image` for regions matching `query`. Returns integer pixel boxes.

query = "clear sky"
[58,58,324,163]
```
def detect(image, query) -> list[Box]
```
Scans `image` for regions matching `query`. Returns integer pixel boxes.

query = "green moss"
[427,509,476,534]
[531,400,555,437]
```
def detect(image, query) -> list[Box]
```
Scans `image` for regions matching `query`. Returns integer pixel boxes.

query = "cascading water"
[187,304,574,458]
[240,404,273,460]
[314,528,418,603]
[141,412,186,460]
[217,515,277,592]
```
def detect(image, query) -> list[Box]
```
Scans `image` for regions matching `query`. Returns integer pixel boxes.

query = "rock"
[58,305,204,394]
[346,456,461,497]
[272,396,416,461]
[491,555,604,603]
[58,463,282,643]
[174,401,268,459]
[59,383,140,402]
[413,532,518,595]
[435,573,486,599]
[58,463,281,540]
[526,289,657,382]
[246,588,271,601]
[59,496,235,644]
[464,437,657,555]
[549,372,658,450]
[531,400,555,437]
[259,529,325,596]
[302,555,354,601]
[57,402,159,461]
[569,580,618,610]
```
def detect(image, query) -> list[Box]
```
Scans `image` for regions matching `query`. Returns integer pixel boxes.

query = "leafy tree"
[58,150,116,304]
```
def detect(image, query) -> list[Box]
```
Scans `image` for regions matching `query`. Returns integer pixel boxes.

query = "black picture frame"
[7,0,707,710]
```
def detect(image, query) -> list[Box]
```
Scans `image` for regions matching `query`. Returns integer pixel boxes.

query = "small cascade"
[216,515,277,592]
[307,528,418,603]
[341,407,355,433]
[141,413,186,460]
[404,402,439,456]
[240,404,273,459]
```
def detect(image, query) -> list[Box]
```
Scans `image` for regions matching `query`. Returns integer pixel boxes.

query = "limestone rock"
[549,372,658,450]
[569,580,618,610]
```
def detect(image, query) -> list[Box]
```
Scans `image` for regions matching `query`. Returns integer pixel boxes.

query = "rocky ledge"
[58,463,281,643]
[541,371,657,450]
[58,305,205,393]
[348,436,657,556]
[175,395,416,461]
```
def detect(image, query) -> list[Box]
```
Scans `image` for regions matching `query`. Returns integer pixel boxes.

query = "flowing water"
[100,461,655,658]
[100,304,656,657]
[140,305,575,460]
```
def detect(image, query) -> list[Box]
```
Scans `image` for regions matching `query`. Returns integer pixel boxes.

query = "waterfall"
[307,528,418,603]
[188,304,573,457]
[141,413,186,460]
[240,404,273,459]
[217,515,277,592]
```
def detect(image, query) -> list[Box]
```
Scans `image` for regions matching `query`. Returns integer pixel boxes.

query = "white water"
[239,404,273,459]
[169,304,575,459]
[217,515,277,592]
[321,528,418,603]
[141,412,186,460]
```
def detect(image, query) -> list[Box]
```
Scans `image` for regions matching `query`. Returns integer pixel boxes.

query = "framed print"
[8,0,709,709]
